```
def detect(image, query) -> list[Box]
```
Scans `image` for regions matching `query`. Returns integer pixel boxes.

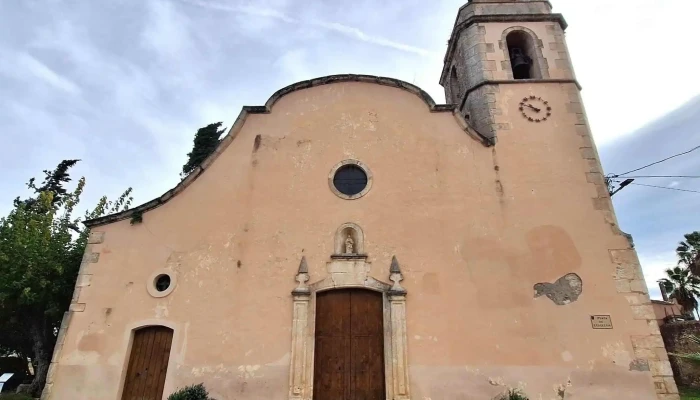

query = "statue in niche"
[345,235,355,254]
[333,224,363,256]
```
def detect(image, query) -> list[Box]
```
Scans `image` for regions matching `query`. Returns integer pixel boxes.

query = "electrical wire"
[628,182,700,194]
[615,175,700,179]
[613,145,700,176]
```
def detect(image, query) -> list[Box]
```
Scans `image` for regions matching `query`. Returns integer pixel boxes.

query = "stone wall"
[457,0,552,25]
[661,322,700,388]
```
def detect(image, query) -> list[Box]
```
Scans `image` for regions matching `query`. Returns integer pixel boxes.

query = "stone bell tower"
[439,2,681,400]
[440,0,577,140]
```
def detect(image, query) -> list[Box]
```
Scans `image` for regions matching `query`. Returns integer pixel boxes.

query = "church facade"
[43,1,679,399]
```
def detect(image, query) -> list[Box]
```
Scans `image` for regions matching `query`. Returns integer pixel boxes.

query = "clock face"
[519,96,552,123]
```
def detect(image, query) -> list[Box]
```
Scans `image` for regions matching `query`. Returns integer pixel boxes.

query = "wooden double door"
[121,326,173,400]
[313,289,386,400]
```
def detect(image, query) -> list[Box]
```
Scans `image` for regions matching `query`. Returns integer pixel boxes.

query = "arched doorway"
[121,326,173,400]
[313,289,385,400]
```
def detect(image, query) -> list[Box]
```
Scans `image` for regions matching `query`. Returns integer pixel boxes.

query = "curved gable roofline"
[84,74,481,228]
[264,74,453,111]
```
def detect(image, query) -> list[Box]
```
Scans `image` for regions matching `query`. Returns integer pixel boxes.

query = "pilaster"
[42,231,105,400]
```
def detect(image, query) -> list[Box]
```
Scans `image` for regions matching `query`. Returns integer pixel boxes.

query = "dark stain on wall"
[495,180,504,196]
[629,358,650,372]
[491,148,504,199]
[253,134,262,152]
[534,273,583,305]
[526,226,582,274]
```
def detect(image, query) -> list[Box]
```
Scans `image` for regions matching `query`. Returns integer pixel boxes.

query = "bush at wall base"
[497,389,529,400]
[167,383,215,400]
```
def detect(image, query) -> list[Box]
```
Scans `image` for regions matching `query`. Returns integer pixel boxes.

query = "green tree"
[0,309,33,362]
[677,231,700,276]
[16,159,79,211]
[659,266,700,316]
[181,122,226,177]
[0,160,132,396]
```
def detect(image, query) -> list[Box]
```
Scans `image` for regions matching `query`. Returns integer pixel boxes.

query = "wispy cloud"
[275,48,312,82]
[179,0,434,57]
[0,49,81,95]
[313,20,435,57]
[18,53,81,94]
[142,0,195,59]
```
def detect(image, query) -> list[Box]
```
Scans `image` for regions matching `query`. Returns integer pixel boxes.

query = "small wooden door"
[121,326,173,400]
[313,289,385,400]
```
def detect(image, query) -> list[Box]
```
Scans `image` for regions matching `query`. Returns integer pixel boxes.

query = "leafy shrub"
[0,394,34,400]
[680,386,700,399]
[497,389,529,400]
[167,383,214,400]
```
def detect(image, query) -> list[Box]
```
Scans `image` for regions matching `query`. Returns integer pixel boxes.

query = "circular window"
[334,165,367,196]
[155,274,171,292]
[329,160,373,200]
[147,270,177,298]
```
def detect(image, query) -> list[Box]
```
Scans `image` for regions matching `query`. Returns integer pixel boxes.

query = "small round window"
[334,165,367,196]
[329,160,373,200]
[154,274,171,292]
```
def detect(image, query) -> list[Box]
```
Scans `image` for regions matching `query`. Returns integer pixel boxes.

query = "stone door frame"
[288,242,410,400]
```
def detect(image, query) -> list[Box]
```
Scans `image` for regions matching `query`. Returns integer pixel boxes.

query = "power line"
[616,175,700,179]
[613,145,700,176]
[628,182,700,194]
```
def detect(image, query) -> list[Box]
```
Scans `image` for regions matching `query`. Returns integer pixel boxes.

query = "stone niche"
[333,222,365,256]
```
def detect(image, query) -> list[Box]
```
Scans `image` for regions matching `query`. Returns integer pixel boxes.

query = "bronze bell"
[510,47,532,79]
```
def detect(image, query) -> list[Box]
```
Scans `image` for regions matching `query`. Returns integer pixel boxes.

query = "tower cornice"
[457,78,581,110]
[457,0,553,15]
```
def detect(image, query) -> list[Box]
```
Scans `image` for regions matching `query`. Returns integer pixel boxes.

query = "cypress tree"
[181,122,225,177]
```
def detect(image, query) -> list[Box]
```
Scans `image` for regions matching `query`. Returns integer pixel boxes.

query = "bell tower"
[438,3,681,400]
[440,0,575,140]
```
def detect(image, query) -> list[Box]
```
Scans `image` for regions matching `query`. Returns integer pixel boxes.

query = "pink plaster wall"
[48,80,661,399]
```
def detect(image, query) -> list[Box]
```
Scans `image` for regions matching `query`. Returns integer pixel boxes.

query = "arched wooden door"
[313,289,385,400]
[121,326,173,400]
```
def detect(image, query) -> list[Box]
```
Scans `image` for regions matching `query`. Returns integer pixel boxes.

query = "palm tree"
[677,231,700,276]
[658,266,700,317]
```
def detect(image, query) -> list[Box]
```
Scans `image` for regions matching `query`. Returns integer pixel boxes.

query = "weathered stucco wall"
[46,80,667,399]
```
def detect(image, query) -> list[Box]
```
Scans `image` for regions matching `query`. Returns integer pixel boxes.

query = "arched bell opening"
[506,30,541,80]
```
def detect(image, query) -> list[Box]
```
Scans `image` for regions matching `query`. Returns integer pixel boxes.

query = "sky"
[0,0,698,299]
